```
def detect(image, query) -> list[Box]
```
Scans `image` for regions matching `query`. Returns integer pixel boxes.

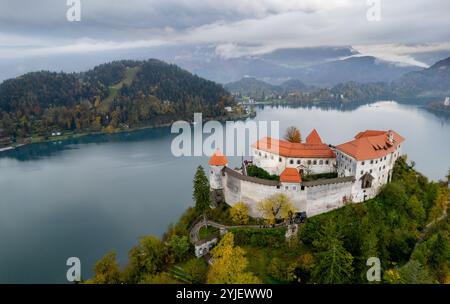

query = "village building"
[209,129,404,218]
[252,129,336,176]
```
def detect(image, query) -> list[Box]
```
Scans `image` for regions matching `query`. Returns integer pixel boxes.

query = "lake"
[0,101,449,283]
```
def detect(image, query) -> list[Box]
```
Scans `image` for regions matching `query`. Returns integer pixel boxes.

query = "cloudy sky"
[0,0,449,79]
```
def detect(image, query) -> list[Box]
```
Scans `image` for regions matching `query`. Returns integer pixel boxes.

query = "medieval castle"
[208,129,404,217]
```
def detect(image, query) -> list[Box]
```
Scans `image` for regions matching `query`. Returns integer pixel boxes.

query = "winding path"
[189,217,286,244]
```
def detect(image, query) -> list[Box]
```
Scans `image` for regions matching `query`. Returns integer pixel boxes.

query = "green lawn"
[198,226,220,240]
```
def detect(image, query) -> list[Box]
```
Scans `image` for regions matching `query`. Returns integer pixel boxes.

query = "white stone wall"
[252,148,335,175]
[223,171,307,217]
[210,165,224,189]
[337,145,403,203]
[223,168,352,218]
[306,181,353,216]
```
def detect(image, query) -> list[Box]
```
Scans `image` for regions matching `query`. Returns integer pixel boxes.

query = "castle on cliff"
[208,129,404,218]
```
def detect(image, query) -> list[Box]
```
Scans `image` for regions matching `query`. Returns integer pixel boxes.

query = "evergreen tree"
[312,220,354,283]
[193,166,211,213]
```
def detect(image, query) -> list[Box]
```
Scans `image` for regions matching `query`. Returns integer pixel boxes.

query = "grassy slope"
[99,66,140,113]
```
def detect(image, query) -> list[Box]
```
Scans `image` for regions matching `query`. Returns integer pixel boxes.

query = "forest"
[0,59,234,141]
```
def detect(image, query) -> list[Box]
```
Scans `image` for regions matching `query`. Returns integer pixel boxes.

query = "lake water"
[0,101,449,283]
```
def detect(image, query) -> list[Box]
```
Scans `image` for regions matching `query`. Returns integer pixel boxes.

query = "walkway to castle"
[189,217,286,244]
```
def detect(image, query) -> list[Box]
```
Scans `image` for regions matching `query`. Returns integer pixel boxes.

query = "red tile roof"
[252,130,335,159]
[305,129,323,144]
[280,168,302,183]
[336,130,404,161]
[208,150,228,166]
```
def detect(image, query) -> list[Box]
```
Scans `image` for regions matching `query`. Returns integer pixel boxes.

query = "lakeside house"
[209,129,404,218]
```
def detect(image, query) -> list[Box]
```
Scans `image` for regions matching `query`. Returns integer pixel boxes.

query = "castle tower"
[208,149,228,190]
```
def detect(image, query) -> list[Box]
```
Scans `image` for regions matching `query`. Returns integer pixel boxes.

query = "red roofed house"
[335,130,404,202]
[252,129,336,176]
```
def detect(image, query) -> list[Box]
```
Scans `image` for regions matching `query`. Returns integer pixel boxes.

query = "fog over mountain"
[0,0,449,85]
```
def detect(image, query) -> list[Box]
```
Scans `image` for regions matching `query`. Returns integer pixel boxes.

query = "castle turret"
[208,149,228,190]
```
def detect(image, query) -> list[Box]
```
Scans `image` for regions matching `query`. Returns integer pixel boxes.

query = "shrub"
[246,164,279,181]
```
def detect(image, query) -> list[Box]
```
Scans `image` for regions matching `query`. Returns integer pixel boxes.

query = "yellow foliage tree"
[257,193,296,224]
[284,126,301,143]
[428,188,448,223]
[230,202,249,225]
[207,233,261,284]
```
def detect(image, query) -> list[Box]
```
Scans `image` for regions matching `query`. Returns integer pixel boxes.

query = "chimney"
[387,130,394,144]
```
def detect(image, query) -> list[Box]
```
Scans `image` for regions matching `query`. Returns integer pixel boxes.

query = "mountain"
[225,77,283,99]
[392,57,450,97]
[225,77,314,100]
[300,56,421,87]
[279,79,312,92]
[167,46,422,86]
[0,59,233,139]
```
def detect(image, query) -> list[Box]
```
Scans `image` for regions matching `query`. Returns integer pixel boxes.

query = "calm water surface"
[0,101,449,283]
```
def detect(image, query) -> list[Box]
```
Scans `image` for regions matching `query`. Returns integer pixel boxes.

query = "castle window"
[307,160,312,165]
[264,154,267,159]
[370,169,373,173]
[276,185,280,189]
[360,170,363,175]
[313,160,317,165]
[370,160,374,164]
[301,186,305,190]
[285,186,289,190]
[279,157,282,162]
[271,155,274,160]
[293,186,297,191]
[290,159,294,164]
[319,160,323,165]
[362,161,365,165]
[326,160,329,165]
[297,160,300,165]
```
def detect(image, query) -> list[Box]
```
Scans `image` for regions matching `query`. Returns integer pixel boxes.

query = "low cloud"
[0,0,449,69]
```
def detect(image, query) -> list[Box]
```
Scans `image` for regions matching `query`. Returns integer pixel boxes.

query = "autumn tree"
[123,235,167,283]
[385,260,433,284]
[405,195,426,224]
[167,235,190,262]
[86,252,121,284]
[183,258,209,283]
[257,193,296,224]
[230,202,249,225]
[284,126,301,143]
[427,188,448,223]
[193,166,211,214]
[311,220,354,283]
[207,233,261,284]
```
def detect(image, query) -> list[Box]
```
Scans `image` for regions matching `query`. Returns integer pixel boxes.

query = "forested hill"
[0,59,233,139]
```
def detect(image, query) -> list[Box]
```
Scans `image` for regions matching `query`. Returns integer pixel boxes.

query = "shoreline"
[0,111,256,154]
